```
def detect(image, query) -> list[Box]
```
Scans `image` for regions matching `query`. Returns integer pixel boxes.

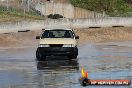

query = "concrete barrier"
[0,17,132,33]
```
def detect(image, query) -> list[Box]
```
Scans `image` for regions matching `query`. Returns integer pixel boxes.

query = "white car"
[36,28,79,61]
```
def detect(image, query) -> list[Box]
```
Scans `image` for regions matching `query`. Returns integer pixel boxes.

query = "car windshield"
[42,30,74,38]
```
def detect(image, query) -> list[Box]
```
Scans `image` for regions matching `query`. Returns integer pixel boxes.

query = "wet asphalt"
[0,42,132,88]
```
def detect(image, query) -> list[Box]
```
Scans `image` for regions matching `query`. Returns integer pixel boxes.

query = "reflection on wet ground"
[0,42,132,88]
[37,59,79,70]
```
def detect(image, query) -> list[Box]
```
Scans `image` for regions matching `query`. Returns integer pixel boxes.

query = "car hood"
[39,38,77,44]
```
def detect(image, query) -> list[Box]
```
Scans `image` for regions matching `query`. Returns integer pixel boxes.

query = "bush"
[47,14,63,19]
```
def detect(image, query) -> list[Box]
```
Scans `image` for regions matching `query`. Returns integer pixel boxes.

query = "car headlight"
[63,44,75,47]
[39,44,50,47]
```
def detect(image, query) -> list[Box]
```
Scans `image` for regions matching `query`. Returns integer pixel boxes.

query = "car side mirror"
[75,36,79,39]
[36,36,40,39]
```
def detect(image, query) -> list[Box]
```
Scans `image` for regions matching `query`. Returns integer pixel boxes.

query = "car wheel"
[36,49,46,61]
[68,55,77,59]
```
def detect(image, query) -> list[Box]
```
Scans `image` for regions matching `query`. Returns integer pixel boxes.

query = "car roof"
[43,28,73,31]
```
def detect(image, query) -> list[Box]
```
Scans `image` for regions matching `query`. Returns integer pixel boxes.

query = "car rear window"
[42,30,74,38]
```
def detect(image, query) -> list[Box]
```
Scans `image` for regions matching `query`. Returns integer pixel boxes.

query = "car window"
[42,30,74,38]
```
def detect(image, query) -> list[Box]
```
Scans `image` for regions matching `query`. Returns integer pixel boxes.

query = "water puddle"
[0,42,131,88]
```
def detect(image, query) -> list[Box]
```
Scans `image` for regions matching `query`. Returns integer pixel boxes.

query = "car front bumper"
[37,47,78,56]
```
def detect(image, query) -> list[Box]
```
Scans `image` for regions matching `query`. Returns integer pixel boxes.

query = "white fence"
[0,17,132,33]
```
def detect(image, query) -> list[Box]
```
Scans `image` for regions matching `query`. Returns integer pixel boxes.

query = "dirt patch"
[0,27,132,47]
[0,31,41,47]
[75,27,132,44]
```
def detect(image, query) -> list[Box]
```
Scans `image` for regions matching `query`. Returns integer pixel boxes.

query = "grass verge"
[0,6,45,23]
